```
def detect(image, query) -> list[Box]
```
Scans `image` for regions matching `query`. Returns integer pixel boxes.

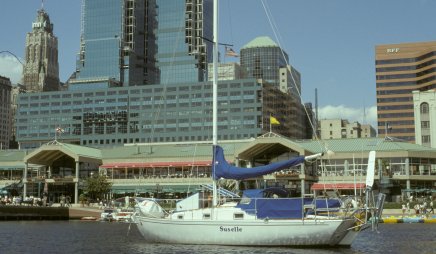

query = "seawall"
[0,206,69,220]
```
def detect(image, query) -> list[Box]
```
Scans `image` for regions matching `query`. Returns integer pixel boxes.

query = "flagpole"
[269,114,272,133]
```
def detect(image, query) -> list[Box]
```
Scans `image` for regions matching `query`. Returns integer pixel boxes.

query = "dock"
[0,205,101,221]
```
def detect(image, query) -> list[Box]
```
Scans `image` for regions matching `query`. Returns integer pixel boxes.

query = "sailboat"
[133,0,384,246]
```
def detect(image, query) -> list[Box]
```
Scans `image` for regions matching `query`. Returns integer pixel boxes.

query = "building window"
[422,135,431,143]
[420,102,429,114]
[421,121,430,129]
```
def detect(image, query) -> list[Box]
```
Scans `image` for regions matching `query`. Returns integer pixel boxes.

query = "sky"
[1,0,436,129]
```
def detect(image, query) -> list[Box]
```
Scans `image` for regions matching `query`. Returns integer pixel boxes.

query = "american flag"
[56,127,64,133]
[225,47,238,57]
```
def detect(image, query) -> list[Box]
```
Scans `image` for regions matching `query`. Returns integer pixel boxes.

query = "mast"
[212,0,219,207]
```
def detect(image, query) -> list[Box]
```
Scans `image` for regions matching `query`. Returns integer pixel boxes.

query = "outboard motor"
[372,193,386,230]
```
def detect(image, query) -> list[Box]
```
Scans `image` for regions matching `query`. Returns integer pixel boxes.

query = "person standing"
[401,204,406,218]
[60,195,65,207]
[66,196,71,207]
[414,204,420,215]
[423,201,428,212]
[430,200,434,214]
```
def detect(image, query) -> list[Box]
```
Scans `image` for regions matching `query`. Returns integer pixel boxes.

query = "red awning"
[100,160,212,168]
[311,183,366,190]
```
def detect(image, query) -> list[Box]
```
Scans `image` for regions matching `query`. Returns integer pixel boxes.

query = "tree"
[84,174,112,201]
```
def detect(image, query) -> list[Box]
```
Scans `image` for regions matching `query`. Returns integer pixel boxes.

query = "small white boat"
[112,208,135,222]
[81,216,98,221]
[100,207,134,222]
[100,208,116,221]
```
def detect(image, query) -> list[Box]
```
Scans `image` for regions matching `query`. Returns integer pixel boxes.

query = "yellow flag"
[270,116,280,125]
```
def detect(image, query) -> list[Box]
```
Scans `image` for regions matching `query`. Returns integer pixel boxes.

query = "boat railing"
[138,195,369,222]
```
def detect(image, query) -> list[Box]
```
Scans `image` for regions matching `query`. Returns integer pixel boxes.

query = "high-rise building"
[156,0,213,84]
[71,0,212,88]
[240,36,300,94]
[0,76,12,149]
[240,36,305,138]
[73,0,148,87]
[375,41,436,142]
[22,8,59,92]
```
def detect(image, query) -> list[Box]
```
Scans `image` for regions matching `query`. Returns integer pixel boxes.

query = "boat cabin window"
[203,213,211,219]
[233,213,244,220]
[177,215,184,220]
[239,197,251,204]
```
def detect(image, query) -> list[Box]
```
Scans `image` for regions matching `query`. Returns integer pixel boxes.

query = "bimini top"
[212,145,305,180]
[236,188,341,219]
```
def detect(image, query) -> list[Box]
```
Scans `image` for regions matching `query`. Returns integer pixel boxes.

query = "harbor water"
[0,221,434,254]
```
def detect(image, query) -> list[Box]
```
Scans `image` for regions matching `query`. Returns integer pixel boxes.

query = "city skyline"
[1,0,436,129]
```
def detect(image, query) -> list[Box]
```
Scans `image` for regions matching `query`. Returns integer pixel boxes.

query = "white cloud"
[0,55,23,84]
[318,104,377,128]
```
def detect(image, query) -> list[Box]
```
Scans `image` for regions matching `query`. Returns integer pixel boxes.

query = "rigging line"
[0,51,24,66]
[225,0,235,45]
[260,0,326,152]
[223,0,235,64]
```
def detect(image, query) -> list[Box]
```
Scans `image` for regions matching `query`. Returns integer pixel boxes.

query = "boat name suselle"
[219,226,242,232]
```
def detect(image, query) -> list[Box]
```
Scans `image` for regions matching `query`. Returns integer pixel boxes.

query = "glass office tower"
[156,0,212,84]
[71,0,211,87]
[74,0,124,86]
[240,36,289,87]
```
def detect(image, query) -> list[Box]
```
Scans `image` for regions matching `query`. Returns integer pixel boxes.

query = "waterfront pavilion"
[0,150,27,195]
[1,135,435,203]
[22,141,102,204]
[98,133,320,197]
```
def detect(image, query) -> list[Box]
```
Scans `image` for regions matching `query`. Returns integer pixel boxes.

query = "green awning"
[111,185,154,194]
[0,165,24,170]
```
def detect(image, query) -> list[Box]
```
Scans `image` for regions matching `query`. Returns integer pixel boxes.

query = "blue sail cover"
[212,145,305,180]
[235,188,342,219]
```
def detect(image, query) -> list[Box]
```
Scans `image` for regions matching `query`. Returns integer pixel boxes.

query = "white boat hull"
[134,215,357,246]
